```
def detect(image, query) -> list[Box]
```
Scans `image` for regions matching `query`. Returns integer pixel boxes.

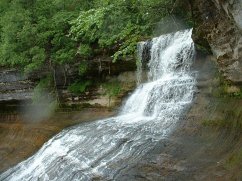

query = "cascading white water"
[0,29,196,181]
[136,41,146,85]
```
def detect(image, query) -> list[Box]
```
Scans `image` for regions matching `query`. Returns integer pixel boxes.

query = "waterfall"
[136,39,151,85]
[136,41,145,85]
[0,29,196,181]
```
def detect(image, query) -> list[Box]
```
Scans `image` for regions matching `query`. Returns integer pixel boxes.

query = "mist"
[153,15,191,36]
[20,91,57,122]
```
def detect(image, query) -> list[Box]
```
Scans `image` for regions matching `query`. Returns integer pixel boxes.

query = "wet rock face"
[192,0,242,84]
[0,58,137,106]
[0,70,34,101]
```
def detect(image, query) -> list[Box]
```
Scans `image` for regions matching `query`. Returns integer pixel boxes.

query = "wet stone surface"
[0,108,115,173]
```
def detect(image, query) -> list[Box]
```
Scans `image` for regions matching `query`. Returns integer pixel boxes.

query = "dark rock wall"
[0,58,137,107]
[192,0,242,84]
[0,69,34,101]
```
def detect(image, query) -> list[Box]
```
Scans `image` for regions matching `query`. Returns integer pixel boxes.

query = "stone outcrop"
[0,58,136,107]
[192,0,242,84]
[0,69,34,101]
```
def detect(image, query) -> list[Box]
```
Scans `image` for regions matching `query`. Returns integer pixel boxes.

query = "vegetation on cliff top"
[0,0,192,73]
[0,0,193,104]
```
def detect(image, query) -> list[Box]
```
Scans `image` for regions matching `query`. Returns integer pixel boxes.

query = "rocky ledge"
[192,0,242,84]
[0,58,137,108]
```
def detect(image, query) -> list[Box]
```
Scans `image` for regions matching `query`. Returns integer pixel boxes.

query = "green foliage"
[78,61,88,76]
[0,2,32,67]
[70,0,177,62]
[0,0,83,71]
[0,0,192,72]
[77,44,92,58]
[103,81,121,98]
[70,7,108,42]
[102,80,121,107]
[68,80,91,95]
[24,47,46,73]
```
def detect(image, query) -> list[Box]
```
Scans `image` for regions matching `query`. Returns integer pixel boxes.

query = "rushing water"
[136,41,146,85]
[0,29,196,181]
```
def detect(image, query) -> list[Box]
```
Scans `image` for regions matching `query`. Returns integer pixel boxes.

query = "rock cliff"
[0,69,34,101]
[192,0,242,84]
[0,58,136,109]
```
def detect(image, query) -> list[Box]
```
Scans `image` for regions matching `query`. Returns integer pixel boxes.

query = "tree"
[0,0,192,105]
[70,0,176,62]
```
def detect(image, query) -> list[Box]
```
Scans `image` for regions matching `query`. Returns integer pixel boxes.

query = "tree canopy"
[0,0,191,73]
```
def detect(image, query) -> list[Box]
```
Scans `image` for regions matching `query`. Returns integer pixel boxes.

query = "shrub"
[68,80,91,95]
[102,81,121,106]
[77,44,92,58]
[78,61,88,76]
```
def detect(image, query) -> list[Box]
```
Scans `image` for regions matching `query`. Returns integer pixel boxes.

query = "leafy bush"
[102,81,121,106]
[77,44,92,58]
[0,0,82,71]
[69,0,179,62]
[103,81,121,97]
[68,80,91,95]
[78,61,88,76]
[0,0,193,71]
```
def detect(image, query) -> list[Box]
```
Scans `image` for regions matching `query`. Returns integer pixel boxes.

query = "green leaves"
[24,47,46,73]
[70,7,108,42]
[103,81,121,98]
[0,0,190,73]
[77,44,92,58]
[69,0,172,62]
[68,80,91,95]
[0,0,83,71]
[0,3,31,67]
